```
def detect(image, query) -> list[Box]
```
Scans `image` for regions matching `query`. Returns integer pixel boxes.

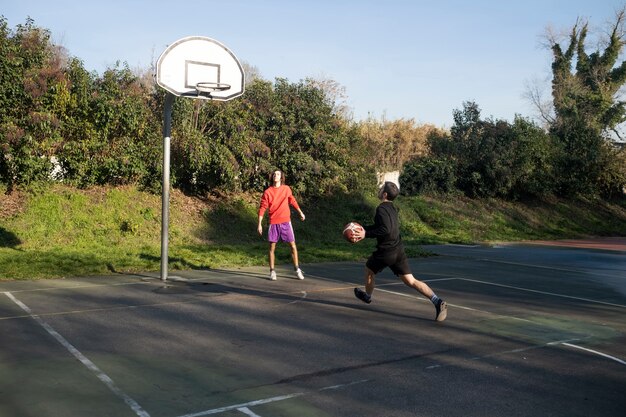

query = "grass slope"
[1,184,625,280]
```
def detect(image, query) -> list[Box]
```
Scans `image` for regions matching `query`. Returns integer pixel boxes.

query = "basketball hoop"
[156,36,244,101]
[196,81,231,92]
[156,36,244,282]
[187,82,231,99]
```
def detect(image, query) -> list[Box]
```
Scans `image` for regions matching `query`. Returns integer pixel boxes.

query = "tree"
[549,9,626,196]
[551,11,626,136]
[422,101,555,199]
[0,17,63,189]
[355,117,438,173]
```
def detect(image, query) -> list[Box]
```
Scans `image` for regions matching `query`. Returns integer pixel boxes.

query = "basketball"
[342,222,364,243]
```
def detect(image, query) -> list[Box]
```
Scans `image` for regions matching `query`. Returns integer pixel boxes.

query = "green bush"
[424,102,557,199]
[400,157,456,195]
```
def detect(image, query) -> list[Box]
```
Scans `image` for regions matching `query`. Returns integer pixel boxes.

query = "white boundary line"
[474,257,623,279]
[457,277,626,308]
[287,291,307,304]
[176,380,368,417]
[236,406,262,416]
[375,287,536,322]
[560,342,626,366]
[425,337,584,370]
[177,393,304,417]
[4,292,151,417]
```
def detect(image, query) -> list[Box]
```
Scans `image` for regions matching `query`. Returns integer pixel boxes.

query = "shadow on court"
[0,240,625,417]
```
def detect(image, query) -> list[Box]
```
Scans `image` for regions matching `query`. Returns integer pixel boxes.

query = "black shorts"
[366,247,412,276]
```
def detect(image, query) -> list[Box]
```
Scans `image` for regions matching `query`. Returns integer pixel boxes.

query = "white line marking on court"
[560,342,626,366]
[4,292,151,417]
[457,277,626,308]
[318,379,370,391]
[423,338,583,370]
[376,274,624,309]
[476,258,621,279]
[3,280,156,294]
[177,393,304,417]
[376,288,536,322]
[177,379,369,417]
[287,291,307,304]
[236,407,261,417]
[0,296,207,321]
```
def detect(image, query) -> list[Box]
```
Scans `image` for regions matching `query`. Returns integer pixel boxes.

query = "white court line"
[177,393,304,417]
[560,342,626,366]
[236,407,261,417]
[287,291,307,304]
[457,277,626,308]
[475,258,622,279]
[425,337,584,370]
[4,292,151,417]
[2,280,156,294]
[377,287,535,322]
[177,380,369,417]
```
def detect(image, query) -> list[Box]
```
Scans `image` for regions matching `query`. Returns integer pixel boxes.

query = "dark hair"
[382,181,399,200]
[269,170,285,186]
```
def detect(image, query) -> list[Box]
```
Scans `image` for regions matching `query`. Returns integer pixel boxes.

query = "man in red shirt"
[257,170,306,281]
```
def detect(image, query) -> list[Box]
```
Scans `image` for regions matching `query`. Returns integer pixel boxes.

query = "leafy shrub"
[400,157,456,195]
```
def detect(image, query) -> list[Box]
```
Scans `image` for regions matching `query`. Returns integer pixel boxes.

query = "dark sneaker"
[435,300,447,322]
[354,288,371,304]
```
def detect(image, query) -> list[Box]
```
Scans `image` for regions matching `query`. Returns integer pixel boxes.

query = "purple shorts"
[268,222,295,243]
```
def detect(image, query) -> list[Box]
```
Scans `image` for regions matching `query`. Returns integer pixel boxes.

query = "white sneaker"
[269,270,277,281]
[296,268,304,280]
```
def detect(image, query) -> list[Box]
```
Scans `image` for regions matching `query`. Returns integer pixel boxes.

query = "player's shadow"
[0,227,21,249]
[148,272,429,322]
[148,278,300,303]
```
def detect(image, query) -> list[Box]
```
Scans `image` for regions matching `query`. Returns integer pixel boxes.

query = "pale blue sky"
[3,0,625,127]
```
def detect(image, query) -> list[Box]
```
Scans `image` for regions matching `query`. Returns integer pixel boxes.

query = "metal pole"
[160,93,174,282]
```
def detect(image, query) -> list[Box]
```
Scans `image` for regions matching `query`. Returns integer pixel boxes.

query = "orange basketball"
[342,222,364,243]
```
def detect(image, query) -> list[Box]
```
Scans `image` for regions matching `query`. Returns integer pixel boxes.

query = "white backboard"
[156,36,245,101]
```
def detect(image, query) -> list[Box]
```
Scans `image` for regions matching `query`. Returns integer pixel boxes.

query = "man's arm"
[258,191,268,235]
[288,188,305,221]
[354,207,388,240]
[257,214,264,236]
[364,208,389,238]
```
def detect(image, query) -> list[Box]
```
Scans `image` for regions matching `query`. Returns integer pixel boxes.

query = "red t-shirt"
[258,185,301,225]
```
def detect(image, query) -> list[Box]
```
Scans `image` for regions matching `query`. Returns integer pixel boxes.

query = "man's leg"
[268,242,277,280]
[400,274,447,321]
[355,267,376,304]
[288,241,304,279]
[365,267,376,296]
[399,274,434,298]
[269,242,276,269]
[288,241,299,269]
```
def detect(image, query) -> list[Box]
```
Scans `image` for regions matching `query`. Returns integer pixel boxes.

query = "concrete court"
[0,241,624,417]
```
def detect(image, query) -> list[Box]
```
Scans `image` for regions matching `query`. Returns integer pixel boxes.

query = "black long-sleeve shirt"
[364,201,401,253]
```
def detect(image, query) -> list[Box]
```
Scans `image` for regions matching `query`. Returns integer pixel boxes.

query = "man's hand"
[299,211,306,221]
[353,226,365,242]
[257,224,263,236]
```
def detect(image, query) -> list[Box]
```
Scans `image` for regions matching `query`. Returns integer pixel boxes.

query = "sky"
[3,0,625,128]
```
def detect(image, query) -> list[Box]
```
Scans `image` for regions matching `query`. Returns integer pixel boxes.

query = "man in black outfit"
[353,181,447,321]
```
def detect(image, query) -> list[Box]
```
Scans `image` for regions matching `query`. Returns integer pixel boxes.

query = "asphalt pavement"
[1,240,624,417]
